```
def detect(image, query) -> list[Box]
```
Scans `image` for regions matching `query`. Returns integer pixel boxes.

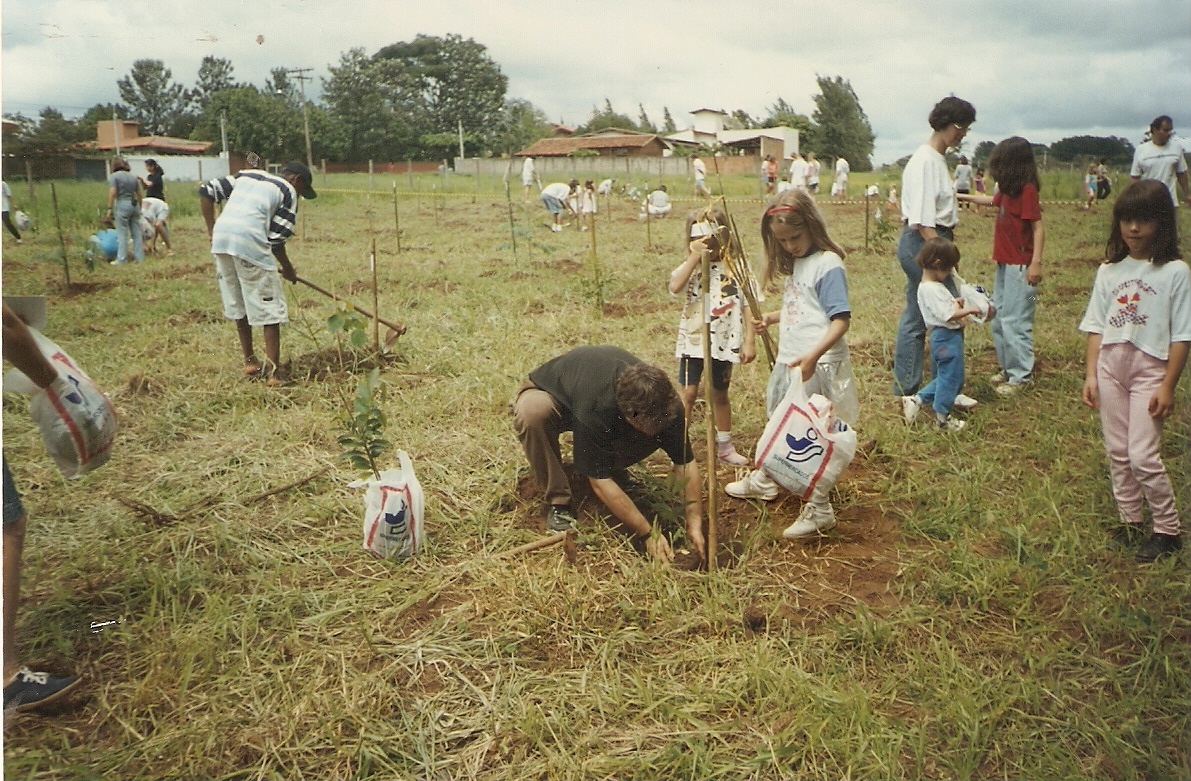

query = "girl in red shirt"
[959,137,1044,395]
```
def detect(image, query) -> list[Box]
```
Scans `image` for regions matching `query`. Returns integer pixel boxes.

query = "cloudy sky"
[2,0,1188,164]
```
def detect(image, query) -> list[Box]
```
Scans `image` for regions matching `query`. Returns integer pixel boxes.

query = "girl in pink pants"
[1080,180,1191,563]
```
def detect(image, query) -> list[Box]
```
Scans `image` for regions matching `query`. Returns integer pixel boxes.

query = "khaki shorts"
[214,253,288,326]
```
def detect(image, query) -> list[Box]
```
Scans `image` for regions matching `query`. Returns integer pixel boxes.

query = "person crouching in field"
[1080,179,1190,563]
[512,345,706,564]
[199,161,317,387]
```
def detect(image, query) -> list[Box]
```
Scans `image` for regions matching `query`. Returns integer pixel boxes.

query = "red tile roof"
[518,133,665,157]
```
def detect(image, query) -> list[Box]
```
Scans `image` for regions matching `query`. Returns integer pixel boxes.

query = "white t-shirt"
[647,190,670,209]
[788,158,809,189]
[1079,257,1191,360]
[918,276,966,330]
[521,158,535,186]
[597,179,614,196]
[807,160,821,185]
[1,181,11,213]
[141,196,170,223]
[1130,138,1188,206]
[835,158,850,179]
[901,144,958,229]
[775,249,850,364]
[541,182,571,200]
[693,158,706,180]
[673,258,749,363]
[953,163,973,190]
[580,189,597,215]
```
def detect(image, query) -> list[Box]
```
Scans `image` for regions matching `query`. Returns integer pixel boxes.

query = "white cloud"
[2,0,1188,164]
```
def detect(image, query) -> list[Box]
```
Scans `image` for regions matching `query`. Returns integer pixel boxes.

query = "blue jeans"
[893,225,955,395]
[917,328,965,417]
[991,263,1036,384]
[113,199,143,263]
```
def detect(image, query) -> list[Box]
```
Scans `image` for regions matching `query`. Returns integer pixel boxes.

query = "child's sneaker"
[716,442,751,467]
[781,502,837,539]
[900,395,921,424]
[725,470,779,501]
[1136,533,1182,562]
[953,393,979,411]
[3,668,81,713]
[937,416,966,432]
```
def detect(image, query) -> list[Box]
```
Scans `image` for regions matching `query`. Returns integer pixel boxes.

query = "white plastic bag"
[4,328,117,478]
[753,372,857,500]
[14,211,31,231]
[351,450,425,559]
[959,281,994,324]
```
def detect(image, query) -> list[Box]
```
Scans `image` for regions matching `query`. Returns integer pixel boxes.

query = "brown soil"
[512,446,907,626]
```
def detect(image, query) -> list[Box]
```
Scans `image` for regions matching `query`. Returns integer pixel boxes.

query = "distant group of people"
[97,157,173,265]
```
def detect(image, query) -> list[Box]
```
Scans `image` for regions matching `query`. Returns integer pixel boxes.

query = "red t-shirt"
[991,183,1042,265]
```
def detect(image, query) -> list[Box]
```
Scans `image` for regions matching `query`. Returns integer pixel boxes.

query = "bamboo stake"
[701,245,718,571]
[369,237,380,353]
[49,183,70,286]
[392,182,401,253]
[504,181,518,259]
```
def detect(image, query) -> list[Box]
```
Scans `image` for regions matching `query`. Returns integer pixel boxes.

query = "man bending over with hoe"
[512,345,706,564]
[199,161,316,387]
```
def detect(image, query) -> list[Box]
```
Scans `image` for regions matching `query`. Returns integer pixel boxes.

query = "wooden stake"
[497,530,572,558]
[392,183,401,253]
[505,181,518,259]
[701,245,718,571]
[370,237,380,353]
[49,183,70,286]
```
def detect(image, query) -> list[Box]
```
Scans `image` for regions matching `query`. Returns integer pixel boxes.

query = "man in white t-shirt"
[832,157,850,199]
[788,153,809,191]
[642,185,672,218]
[692,156,710,196]
[1130,116,1190,207]
[540,180,579,231]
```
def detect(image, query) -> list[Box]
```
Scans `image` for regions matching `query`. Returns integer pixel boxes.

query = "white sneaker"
[988,371,1007,384]
[900,395,921,424]
[782,502,837,539]
[953,393,979,411]
[725,470,779,501]
[937,416,966,432]
[995,381,1028,397]
[550,224,562,233]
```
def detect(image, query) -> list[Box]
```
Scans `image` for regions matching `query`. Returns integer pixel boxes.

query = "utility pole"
[280,67,315,170]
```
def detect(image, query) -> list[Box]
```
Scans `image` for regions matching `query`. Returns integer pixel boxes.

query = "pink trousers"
[1096,343,1180,535]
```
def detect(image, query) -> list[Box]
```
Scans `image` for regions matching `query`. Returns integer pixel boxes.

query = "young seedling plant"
[338,368,390,481]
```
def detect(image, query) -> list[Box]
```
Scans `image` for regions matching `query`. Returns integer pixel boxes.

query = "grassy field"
[2,171,1189,780]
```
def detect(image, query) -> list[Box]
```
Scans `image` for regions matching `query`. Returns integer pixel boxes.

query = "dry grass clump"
[2,174,1189,780]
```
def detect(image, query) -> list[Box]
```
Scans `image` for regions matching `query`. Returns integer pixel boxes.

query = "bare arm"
[200,193,217,238]
[271,242,297,283]
[957,193,994,206]
[1027,220,1045,285]
[2,303,56,389]
[668,243,704,294]
[1082,333,1103,409]
[1149,341,1189,419]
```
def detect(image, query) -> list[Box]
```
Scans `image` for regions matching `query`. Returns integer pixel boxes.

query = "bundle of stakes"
[697,202,776,369]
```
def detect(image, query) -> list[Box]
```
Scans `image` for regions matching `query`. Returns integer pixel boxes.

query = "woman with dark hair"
[892,95,977,399]
[1130,115,1190,207]
[138,159,165,201]
[106,156,143,265]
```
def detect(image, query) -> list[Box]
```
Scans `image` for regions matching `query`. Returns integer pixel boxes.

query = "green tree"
[192,86,304,162]
[1048,135,1134,166]
[1,108,88,155]
[373,34,508,154]
[193,56,237,114]
[576,99,638,135]
[971,140,996,168]
[728,109,757,130]
[762,98,813,144]
[116,59,191,136]
[637,104,656,133]
[323,48,417,160]
[493,98,552,155]
[810,75,874,171]
[661,106,677,134]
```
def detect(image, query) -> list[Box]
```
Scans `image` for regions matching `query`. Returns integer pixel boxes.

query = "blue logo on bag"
[383,501,408,532]
[784,428,824,463]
